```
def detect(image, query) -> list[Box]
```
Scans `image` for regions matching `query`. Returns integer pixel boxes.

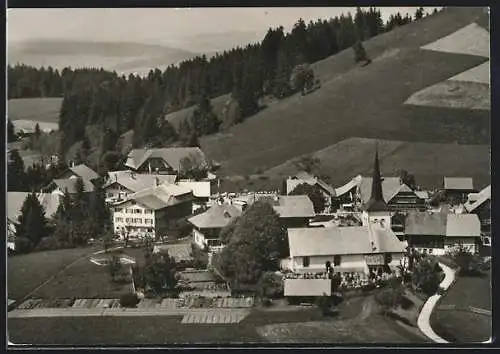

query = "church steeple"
[364,144,388,212]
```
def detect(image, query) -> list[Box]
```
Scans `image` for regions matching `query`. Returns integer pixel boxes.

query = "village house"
[103,170,177,203]
[464,184,491,239]
[44,178,96,204]
[285,171,336,213]
[404,211,481,255]
[188,204,242,252]
[124,147,207,175]
[55,163,100,184]
[232,194,316,228]
[112,183,194,240]
[7,192,59,251]
[357,176,426,212]
[443,177,475,204]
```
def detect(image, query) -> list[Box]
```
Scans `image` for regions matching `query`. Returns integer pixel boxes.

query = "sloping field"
[199,7,490,176]
[449,61,489,84]
[405,21,490,110]
[164,93,232,128]
[265,137,490,190]
[7,246,100,301]
[8,97,63,124]
[405,81,490,110]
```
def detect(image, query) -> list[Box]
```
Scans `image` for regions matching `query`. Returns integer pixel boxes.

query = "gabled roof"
[284,279,332,297]
[115,182,192,210]
[188,204,242,229]
[68,164,99,181]
[446,214,481,237]
[235,194,315,218]
[288,224,404,257]
[405,212,447,236]
[464,185,491,213]
[359,177,415,205]
[125,147,207,171]
[335,175,363,197]
[287,172,335,196]
[178,181,211,198]
[273,195,316,218]
[405,211,481,238]
[104,171,177,193]
[7,192,59,222]
[444,177,474,191]
[52,178,95,193]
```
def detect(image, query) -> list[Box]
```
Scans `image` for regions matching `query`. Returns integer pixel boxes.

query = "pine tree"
[7,119,17,142]
[15,193,48,252]
[8,149,27,191]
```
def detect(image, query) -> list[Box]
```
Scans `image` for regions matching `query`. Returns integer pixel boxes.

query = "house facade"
[404,211,481,255]
[112,183,194,240]
[358,177,425,212]
[103,170,177,203]
[188,204,242,252]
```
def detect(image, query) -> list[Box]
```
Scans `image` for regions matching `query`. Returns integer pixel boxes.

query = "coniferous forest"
[8,8,420,173]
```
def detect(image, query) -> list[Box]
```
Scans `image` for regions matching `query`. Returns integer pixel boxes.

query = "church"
[285,147,407,276]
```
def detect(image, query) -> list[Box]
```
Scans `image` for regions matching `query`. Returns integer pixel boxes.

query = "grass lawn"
[8,246,101,301]
[430,270,491,343]
[199,8,489,176]
[8,309,323,345]
[28,248,148,300]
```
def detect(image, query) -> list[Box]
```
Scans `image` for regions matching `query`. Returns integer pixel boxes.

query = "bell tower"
[362,144,391,227]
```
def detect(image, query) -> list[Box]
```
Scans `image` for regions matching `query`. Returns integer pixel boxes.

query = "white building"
[112,183,193,240]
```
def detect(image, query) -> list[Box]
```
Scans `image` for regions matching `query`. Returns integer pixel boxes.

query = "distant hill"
[199,7,490,176]
[8,40,200,76]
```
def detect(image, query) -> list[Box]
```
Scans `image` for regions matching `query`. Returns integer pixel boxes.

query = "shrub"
[375,285,404,314]
[35,237,62,251]
[120,293,139,308]
[190,243,209,269]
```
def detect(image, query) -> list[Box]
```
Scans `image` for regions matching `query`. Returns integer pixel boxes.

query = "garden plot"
[154,243,192,261]
[17,298,74,310]
[72,299,120,309]
[181,310,250,324]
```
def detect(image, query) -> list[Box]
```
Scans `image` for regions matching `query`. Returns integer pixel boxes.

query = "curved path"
[417,262,456,343]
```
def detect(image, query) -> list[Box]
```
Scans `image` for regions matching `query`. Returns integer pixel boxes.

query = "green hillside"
[265,137,490,190]
[198,7,490,176]
[8,97,63,124]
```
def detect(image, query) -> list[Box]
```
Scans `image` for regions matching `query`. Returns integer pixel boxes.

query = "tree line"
[8,8,430,167]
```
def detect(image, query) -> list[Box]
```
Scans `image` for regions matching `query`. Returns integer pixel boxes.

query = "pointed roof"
[363,146,389,212]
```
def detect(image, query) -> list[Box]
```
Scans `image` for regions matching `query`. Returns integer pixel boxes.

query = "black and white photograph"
[6,6,491,346]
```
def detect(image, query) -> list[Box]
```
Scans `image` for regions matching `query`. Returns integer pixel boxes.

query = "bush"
[35,237,63,251]
[190,243,209,269]
[375,285,404,314]
[120,293,139,308]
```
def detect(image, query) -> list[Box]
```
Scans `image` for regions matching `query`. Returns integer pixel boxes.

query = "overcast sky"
[7,7,439,47]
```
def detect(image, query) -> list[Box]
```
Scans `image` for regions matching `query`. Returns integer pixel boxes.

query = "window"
[147,228,153,233]
[302,256,310,267]
[135,209,142,214]
[144,210,153,214]
[333,255,341,266]
[145,219,153,225]
[384,253,392,264]
[115,208,122,213]
[125,218,132,223]
[107,192,114,198]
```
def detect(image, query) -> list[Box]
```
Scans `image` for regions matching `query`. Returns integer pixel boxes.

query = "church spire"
[364,143,388,212]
